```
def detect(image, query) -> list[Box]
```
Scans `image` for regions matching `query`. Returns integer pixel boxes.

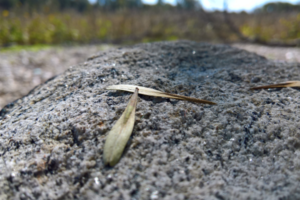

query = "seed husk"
[103,87,139,166]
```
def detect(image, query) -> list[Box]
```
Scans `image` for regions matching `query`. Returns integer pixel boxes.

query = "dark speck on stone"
[1,40,300,199]
[251,76,261,83]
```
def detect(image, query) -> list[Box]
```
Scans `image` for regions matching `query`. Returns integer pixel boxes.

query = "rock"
[1,40,300,199]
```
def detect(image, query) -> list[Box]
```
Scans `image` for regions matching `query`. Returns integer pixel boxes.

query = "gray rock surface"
[1,40,300,199]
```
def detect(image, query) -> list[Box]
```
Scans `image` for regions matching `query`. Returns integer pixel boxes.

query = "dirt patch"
[233,43,300,63]
[0,45,113,109]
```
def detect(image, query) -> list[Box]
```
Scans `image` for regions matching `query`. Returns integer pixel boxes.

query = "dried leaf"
[103,88,139,166]
[250,81,300,90]
[107,84,216,105]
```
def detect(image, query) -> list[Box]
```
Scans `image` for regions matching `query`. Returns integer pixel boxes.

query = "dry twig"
[250,81,300,90]
[107,84,216,105]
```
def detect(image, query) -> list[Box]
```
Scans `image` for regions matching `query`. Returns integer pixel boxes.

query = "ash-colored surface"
[0,45,112,109]
[1,40,300,199]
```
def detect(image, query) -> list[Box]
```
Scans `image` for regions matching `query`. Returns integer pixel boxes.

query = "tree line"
[0,0,201,12]
[255,2,300,13]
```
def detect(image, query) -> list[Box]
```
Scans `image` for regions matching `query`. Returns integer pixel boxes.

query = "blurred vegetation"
[0,44,53,52]
[254,2,300,13]
[0,0,300,47]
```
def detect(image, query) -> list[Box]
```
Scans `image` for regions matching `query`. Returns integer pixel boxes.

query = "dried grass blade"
[250,81,300,90]
[103,88,139,166]
[107,84,216,105]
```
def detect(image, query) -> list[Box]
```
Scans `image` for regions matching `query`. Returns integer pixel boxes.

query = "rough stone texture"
[1,40,300,200]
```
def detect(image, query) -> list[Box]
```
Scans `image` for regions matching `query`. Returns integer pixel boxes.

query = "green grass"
[0,44,56,52]
[0,10,225,47]
[1,10,300,47]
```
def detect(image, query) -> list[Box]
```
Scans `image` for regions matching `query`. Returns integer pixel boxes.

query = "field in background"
[1,9,300,47]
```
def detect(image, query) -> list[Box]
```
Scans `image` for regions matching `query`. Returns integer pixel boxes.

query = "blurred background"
[1,0,300,109]
[1,0,300,46]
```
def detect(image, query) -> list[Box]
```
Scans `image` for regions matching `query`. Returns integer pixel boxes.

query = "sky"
[89,0,300,12]
[145,0,300,12]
